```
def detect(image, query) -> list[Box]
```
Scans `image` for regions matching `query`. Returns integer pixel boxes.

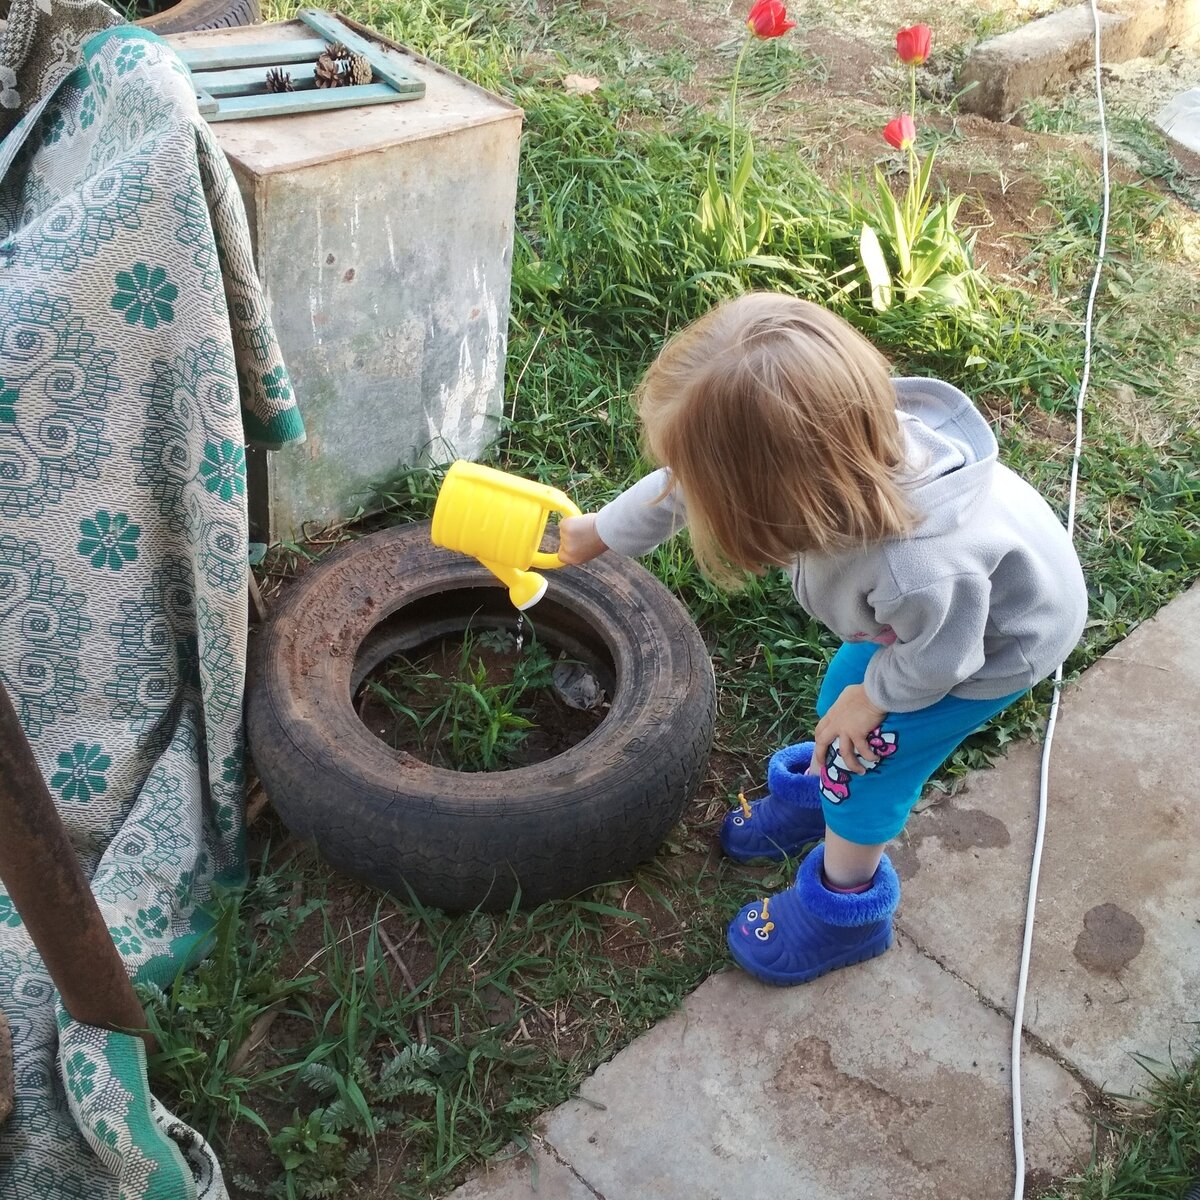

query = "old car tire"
[247,522,716,912]
[137,0,260,35]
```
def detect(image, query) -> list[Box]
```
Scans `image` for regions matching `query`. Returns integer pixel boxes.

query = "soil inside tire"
[355,632,608,771]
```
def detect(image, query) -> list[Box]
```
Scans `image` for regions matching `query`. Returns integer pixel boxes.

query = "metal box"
[168,19,522,542]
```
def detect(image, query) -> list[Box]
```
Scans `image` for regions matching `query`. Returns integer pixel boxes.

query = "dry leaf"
[562,73,601,96]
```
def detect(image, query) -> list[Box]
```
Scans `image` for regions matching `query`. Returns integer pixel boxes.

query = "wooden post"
[0,1011,11,1125]
[0,682,153,1051]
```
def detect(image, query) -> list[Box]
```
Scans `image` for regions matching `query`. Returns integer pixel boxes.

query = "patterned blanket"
[0,14,303,1198]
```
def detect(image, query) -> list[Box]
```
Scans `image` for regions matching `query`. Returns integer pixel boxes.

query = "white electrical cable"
[1010,2,1111,1196]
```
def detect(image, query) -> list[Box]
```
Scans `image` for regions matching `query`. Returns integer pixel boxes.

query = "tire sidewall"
[137,0,260,35]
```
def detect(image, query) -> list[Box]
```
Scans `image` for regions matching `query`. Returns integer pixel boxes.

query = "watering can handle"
[530,492,583,570]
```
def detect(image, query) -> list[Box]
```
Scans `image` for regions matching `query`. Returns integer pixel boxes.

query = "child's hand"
[557,514,609,565]
[813,684,887,775]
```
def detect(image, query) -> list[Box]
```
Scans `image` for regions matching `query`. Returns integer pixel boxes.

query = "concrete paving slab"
[1156,88,1200,172]
[895,584,1200,1096]
[527,943,1088,1200]
[447,1145,594,1200]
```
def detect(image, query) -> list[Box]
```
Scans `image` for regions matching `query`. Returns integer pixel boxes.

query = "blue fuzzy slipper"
[719,742,825,863]
[726,843,898,986]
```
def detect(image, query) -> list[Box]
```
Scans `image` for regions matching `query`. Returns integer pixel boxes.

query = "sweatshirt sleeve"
[863,574,992,713]
[594,468,688,557]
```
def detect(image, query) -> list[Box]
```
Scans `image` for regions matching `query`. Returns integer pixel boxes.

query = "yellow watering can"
[431,460,581,610]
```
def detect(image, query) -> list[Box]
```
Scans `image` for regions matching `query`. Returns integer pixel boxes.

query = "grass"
[144,837,764,1198]
[1022,97,1200,214]
[1040,1052,1200,1199]
[173,0,1200,1195]
[359,630,559,772]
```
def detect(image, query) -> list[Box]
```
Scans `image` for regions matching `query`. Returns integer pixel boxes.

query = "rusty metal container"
[168,20,522,542]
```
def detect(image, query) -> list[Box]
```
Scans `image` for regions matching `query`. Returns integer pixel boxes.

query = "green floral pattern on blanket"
[51,742,113,803]
[0,27,304,1200]
[111,263,179,330]
[78,511,141,571]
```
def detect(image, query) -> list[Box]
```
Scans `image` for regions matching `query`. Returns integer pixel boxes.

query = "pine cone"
[347,53,373,86]
[314,51,342,89]
[327,42,352,61]
[264,67,294,93]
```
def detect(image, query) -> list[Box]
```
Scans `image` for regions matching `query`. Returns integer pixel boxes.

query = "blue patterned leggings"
[814,642,1026,845]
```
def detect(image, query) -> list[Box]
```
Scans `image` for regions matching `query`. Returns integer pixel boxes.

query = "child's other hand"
[558,514,609,565]
[813,684,887,775]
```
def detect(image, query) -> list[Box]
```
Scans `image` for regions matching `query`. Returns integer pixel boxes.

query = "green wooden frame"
[176,9,425,122]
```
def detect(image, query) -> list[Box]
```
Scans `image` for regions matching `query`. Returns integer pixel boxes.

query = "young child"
[558,292,1087,988]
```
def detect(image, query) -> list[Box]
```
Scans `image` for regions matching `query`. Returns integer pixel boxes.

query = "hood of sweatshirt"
[893,377,997,539]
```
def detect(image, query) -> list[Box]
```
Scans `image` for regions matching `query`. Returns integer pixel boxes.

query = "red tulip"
[896,24,932,65]
[883,114,916,149]
[746,0,796,39]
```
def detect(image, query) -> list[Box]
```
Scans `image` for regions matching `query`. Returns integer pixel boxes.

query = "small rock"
[562,73,601,96]
[552,660,605,710]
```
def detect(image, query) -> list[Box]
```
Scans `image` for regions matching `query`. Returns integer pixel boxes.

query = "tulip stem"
[906,65,918,238]
[906,144,918,235]
[729,37,751,187]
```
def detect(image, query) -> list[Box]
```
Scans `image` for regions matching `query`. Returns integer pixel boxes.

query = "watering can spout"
[476,559,549,611]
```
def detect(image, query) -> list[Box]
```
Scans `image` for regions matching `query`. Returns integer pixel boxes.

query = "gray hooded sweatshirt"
[594,377,1088,713]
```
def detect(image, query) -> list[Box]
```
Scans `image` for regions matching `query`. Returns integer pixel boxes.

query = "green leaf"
[921,272,972,309]
[570,899,650,924]
[751,200,770,255]
[344,1075,375,1133]
[906,238,954,290]
[915,148,937,211]
[435,1089,448,1162]
[389,1043,440,1074]
[859,224,893,312]
[873,169,911,276]
[298,1063,340,1096]
[320,1099,357,1132]
[344,1147,371,1177]
[732,137,754,201]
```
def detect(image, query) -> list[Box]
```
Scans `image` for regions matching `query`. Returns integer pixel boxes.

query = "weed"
[139,865,324,1142]
[360,631,559,771]
[1040,1047,1200,1199]
[1022,99,1200,213]
[234,1046,443,1198]
[179,861,755,1198]
[1025,160,1182,299]
[714,36,825,100]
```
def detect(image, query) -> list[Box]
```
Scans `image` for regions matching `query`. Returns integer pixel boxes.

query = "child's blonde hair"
[636,292,917,587]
